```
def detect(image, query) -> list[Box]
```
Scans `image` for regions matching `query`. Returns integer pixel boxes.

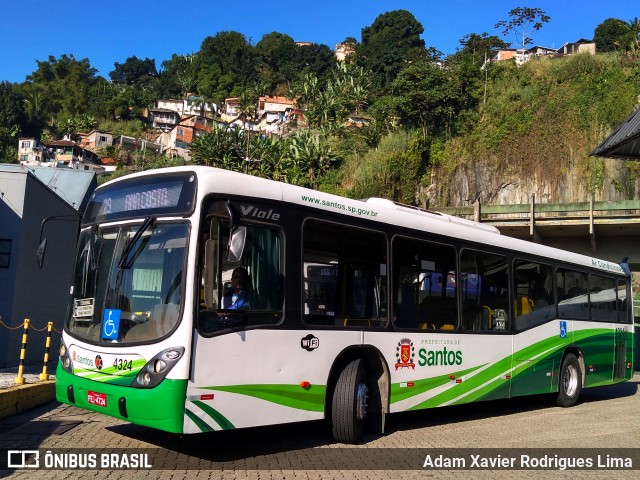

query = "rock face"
[424,157,637,208]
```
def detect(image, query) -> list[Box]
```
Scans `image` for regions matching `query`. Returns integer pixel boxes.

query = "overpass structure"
[434,194,640,270]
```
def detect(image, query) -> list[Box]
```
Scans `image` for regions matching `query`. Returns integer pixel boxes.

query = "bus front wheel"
[557,353,582,407]
[331,358,368,444]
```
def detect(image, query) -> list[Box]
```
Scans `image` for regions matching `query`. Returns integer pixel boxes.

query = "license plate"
[87,390,107,407]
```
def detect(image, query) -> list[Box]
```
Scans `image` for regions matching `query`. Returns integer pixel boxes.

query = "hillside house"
[155,97,216,118]
[113,135,163,155]
[148,108,181,131]
[223,97,240,121]
[77,129,113,152]
[258,96,294,122]
[44,138,102,171]
[557,39,596,55]
[335,42,355,62]
[17,137,48,165]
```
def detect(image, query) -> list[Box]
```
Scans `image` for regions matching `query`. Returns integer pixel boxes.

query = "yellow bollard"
[15,319,30,385]
[40,322,54,381]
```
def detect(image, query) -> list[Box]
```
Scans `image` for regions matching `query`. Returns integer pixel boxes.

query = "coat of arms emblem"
[395,338,415,370]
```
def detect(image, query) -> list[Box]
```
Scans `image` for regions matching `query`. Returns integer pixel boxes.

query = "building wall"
[0,172,25,366]
[0,172,78,367]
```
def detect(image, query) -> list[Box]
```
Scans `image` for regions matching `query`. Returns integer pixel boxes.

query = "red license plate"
[87,390,107,407]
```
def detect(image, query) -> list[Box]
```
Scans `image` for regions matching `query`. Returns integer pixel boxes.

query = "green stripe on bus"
[202,384,326,412]
[185,408,215,432]
[406,328,619,409]
[410,354,515,410]
[192,401,236,430]
[390,365,484,404]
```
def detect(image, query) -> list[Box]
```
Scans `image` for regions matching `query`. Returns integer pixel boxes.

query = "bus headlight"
[132,347,185,389]
[59,340,73,373]
[153,359,167,373]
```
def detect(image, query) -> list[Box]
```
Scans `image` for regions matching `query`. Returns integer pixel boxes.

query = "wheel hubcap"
[563,364,578,397]
[356,383,368,420]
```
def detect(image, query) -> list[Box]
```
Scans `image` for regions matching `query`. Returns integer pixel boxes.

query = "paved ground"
[0,373,638,479]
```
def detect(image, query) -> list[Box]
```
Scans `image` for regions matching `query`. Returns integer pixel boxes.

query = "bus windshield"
[67,222,188,344]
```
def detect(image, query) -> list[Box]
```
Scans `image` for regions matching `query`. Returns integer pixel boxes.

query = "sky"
[1,0,637,83]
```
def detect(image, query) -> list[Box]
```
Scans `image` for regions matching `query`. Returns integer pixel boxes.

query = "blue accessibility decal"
[102,309,121,340]
[559,320,567,339]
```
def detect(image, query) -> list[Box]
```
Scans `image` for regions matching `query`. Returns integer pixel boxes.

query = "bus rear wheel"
[331,358,368,444]
[557,353,582,407]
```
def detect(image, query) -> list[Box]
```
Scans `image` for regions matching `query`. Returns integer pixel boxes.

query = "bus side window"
[460,249,509,332]
[557,268,588,320]
[589,274,617,322]
[392,237,457,331]
[514,260,555,331]
[303,220,387,327]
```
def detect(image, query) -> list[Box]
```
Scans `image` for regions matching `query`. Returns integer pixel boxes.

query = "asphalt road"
[0,373,638,479]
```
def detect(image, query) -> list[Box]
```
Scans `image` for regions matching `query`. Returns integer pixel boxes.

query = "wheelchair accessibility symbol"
[559,321,567,339]
[102,309,121,340]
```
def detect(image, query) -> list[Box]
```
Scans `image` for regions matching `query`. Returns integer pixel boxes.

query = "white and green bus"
[55,166,635,443]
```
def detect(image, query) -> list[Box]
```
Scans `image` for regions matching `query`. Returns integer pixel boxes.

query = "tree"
[495,7,550,51]
[292,43,336,81]
[594,18,632,53]
[23,54,100,124]
[392,61,459,139]
[255,32,298,91]
[617,17,640,54]
[109,56,158,86]
[191,126,244,169]
[446,33,508,109]
[288,130,338,189]
[198,31,259,91]
[0,82,25,162]
[357,10,427,91]
[158,53,198,98]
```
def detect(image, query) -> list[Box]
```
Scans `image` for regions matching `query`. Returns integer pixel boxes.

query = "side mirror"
[35,214,81,269]
[36,238,47,269]
[227,226,247,263]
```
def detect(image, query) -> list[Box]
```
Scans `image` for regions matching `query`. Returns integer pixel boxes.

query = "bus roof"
[101,166,626,276]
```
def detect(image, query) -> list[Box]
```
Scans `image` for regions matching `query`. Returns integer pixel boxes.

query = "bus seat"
[440,324,455,330]
[418,322,436,330]
[342,318,371,327]
[515,296,533,316]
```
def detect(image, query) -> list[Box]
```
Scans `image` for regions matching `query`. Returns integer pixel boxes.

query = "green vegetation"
[2,9,640,206]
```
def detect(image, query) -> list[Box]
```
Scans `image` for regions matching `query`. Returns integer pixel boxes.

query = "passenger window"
[557,268,588,320]
[589,275,617,322]
[513,260,555,330]
[460,250,509,332]
[303,220,387,327]
[392,237,457,331]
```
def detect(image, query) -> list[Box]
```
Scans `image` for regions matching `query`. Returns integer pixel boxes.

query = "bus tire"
[331,358,368,444]
[557,353,582,407]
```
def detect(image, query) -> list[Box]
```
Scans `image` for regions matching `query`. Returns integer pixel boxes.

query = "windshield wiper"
[117,216,155,269]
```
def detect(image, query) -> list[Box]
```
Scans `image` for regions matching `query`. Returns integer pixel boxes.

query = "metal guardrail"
[435,196,640,222]
[433,195,640,250]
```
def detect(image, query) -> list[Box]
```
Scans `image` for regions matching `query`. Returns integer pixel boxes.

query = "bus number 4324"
[113,358,132,371]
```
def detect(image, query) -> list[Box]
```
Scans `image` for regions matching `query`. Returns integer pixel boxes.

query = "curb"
[0,381,56,421]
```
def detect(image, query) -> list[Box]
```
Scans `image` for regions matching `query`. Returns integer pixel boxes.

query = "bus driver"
[222,267,250,310]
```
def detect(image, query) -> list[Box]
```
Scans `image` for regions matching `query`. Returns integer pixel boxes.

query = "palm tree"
[289,130,338,189]
[188,93,216,117]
